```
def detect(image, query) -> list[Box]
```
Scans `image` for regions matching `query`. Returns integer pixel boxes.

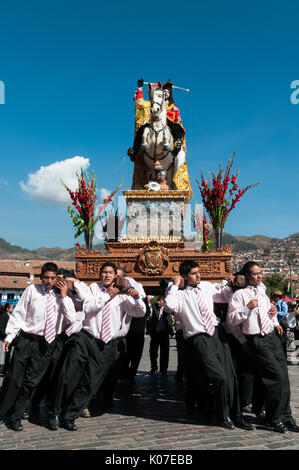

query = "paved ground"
[0,336,299,451]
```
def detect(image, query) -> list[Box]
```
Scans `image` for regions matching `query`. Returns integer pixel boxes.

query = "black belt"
[82,328,99,342]
[20,331,49,342]
[82,328,117,345]
[245,330,275,339]
[20,330,64,342]
[188,332,211,341]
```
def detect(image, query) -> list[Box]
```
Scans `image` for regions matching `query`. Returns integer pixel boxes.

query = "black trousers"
[228,333,264,412]
[246,331,292,425]
[51,331,87,416]
[32,333,67,410]
[175,330,185,379]
[3,341,14,376]
[0,331,58,422]
[121,331,145,380]
[179,331,203,409]
[62,331,119,421]
[91,337,127,411]
[149,331,169,373]
[188,327,241,422]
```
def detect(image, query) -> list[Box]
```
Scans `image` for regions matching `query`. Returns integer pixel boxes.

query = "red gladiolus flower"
[196,153,259,230]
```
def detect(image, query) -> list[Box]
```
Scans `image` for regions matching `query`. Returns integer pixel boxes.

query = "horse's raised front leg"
[163,128,171,151]
[140,127,150,151]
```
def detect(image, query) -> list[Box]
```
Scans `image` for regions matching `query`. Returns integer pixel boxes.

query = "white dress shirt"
[5,284,77,343]
[76,282,146,340]
[227,285,279,336]
[126,277,146,299]
[165,281,232,339]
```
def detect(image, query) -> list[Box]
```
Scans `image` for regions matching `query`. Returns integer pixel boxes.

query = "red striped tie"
[194,287,215,336]
[65,321,82,337]
[253,287,273,336]
[100,300,112,343]
[44,290,57,343]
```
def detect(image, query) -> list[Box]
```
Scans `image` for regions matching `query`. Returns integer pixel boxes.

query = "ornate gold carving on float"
[137,242,169,275]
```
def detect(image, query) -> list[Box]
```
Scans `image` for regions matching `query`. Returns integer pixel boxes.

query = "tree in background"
[263,274,289,298]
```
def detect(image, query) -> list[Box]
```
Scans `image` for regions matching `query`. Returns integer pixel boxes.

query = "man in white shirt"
[92,266,147,412]
[59,262,146,431]
[227,261,299,433]
[165,259,252,430]
[44,270,88,430]
[0,262,76,432]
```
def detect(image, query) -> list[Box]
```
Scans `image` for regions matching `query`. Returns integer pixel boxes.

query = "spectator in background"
[148,296,174,376]
[272,290,288,356]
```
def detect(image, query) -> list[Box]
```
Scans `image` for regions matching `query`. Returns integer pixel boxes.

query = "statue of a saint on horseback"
[127,79,192,197]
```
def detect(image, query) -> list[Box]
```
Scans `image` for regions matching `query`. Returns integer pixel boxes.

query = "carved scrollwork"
[124,263,134,274]
[225,260,233,273]
[219,244,232,254]
[172,262,180,273]
[138,241,169,275]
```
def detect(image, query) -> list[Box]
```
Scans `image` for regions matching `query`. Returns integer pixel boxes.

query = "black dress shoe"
[284,421,299,432]
[234,418,254,431]
[241,405,252,414]
[220,417,235,430]
[11,421,23,432]
[266,421,287,433]
[22,412,30,420]
[48,414,60,430]
[61,420,77,431]
[149,369,157,375]
[255,410,266,420]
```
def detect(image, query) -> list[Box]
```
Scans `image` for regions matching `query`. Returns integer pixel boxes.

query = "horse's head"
[148,83,165,119]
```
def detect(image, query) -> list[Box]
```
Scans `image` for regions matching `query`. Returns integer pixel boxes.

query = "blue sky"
[0,0,298,249]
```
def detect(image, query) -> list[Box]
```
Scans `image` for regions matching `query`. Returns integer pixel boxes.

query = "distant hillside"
[0,233,293,260]
[0,238,106,261]
[222,233,279,253]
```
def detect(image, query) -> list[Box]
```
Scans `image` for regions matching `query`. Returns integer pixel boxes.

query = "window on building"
[7,293,15,300]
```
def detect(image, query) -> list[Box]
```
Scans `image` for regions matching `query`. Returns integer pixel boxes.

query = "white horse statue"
[138,84,176,189]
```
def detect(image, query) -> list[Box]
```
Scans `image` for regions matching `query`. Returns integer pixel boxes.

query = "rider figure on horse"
[128,78,192,196]
[128,79,186,161]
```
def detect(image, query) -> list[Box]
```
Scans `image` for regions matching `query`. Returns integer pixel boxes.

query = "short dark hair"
[241,261,260,276]
[57,268,76,278]
[179,260,199,276]
[100,262,117,275]
[41,262,58,275]
[115,265,126,276]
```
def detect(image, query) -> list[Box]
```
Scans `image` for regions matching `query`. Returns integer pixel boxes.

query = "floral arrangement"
[61,169,123,250]
[196,153,259,230]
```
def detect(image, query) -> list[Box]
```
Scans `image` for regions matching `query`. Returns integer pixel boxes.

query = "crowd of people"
[0,259,298,435]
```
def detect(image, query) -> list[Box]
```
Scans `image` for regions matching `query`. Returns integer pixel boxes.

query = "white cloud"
[20,156,90,206]
[99,187,111,201]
